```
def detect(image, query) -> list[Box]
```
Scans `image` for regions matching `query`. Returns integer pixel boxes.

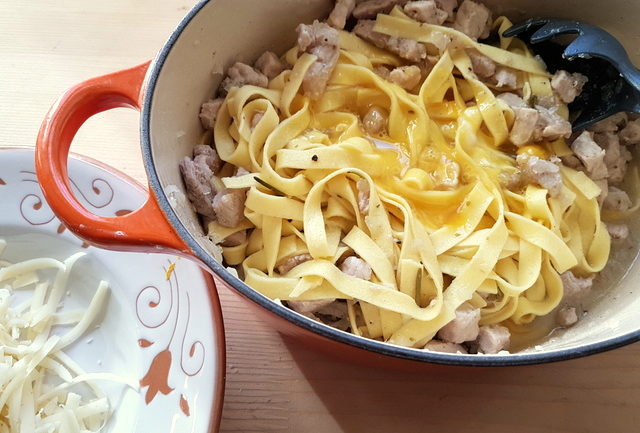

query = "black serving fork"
[503,19,640,131]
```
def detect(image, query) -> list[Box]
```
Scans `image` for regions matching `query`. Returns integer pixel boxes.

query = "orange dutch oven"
[36,0,640,367]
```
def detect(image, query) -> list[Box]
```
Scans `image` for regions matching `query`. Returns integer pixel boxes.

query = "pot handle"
[36,62,189,254]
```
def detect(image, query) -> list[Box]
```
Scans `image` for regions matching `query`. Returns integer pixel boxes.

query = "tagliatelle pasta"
[192,4,623,352]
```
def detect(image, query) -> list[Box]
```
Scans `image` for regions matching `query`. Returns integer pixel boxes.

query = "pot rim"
[140,0,640,366]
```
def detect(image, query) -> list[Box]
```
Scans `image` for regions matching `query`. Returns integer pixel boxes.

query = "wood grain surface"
[2,1,640,432]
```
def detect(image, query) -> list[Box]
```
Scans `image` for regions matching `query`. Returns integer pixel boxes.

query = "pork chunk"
[287,298,335,314]
[404,0,448,25]
[254,51,285,80]
[498,92,528,109]
[353,0,410,19]
[220,62,268,95]
[453,0,492,40]
[424,340,468,354]
[193,144,222,174]
[199,98,224,130]
[212,187,247,227]
[179,156,217,219]
[476,325,510,354]
[492,66,518,90]
[595,132,631,184]
[535,105,572,141]
[221,230,247,247]
[588,112,627,133]
[468,50,496,78]
[339,256,373,280]
[297,21,340,100]
[510,107,539,146]
[516,154,563,197]
[619,118,640,145]
[251,111,264,130]
[327,0,356,29]
[437,305,481,344]
[388,65,422,90]
[435,0,458,18]
[362,105,388,135]
[551,70,588,104]
[557,306,578,327]
[277,253,313,274]
[606,222,629,242]
[560,271,593,306]
[354,20,426,62]
[356,178,371,214]
[594,178,608,207]
[571,131,608,180]
[603,186,632,211]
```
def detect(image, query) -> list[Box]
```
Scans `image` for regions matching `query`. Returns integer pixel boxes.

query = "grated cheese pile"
[0,239,134,432]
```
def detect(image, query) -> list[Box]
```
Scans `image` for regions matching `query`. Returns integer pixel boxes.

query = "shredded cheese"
[0,241,133,432]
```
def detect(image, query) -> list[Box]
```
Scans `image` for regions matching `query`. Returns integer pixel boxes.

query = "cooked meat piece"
[561,154,583,170]
[468,50,496,78]
[277,253,313,274]
[453,0,492,40]
[603,186,632,211]
[594,178,608,207]
[492,66,518,90]
[595,132,631,184]
[557,306,578,327]
[535,105,572,141]
[193,144,222,174]
[354,20,427,62]
[423,340,468,353]
[362,105,388,135]
[353,0,410,19]
[180,156,217,219]
[327,0,356,29]
[560,271,593,305]
[435,0,458,18]
[535,94,559,109]
[619,118,640,145]
[588,112,627,133]
[388,65,422,90]
[551,70,588,104]
[251,111,264,130]
[297,21,340,100]
[606,222,629,242]
[339,256,373,280]
[254,51,285,80]
[356,178,370,214]
[404,0,448,25]
[221,230,247,247]
[220,62,269,95]
[437,305,481,344]
[373,65,391,79]
[293,300,349,331]
[509,107,539,146]
[212,187,247,227]
[516,154,563,197]
[287,298,336,314]
[476,325,510,354]
[571,131,608,180]
[498,92,528,109]
[199,98,224,130]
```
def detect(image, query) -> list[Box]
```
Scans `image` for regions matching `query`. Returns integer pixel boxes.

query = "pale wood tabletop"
[2,1,640,432]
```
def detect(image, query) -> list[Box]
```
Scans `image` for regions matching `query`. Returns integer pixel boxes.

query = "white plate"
[0,147,225,432]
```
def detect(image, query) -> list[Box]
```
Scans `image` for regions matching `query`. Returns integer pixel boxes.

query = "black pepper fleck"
[311,154,319,162]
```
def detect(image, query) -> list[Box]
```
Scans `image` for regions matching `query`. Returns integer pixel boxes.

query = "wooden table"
[3,1,640,431]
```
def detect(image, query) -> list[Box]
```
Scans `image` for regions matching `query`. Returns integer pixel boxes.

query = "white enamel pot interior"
[140,0,640,366]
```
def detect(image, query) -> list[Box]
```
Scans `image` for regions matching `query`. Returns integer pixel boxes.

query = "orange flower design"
[139,349,175,404]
